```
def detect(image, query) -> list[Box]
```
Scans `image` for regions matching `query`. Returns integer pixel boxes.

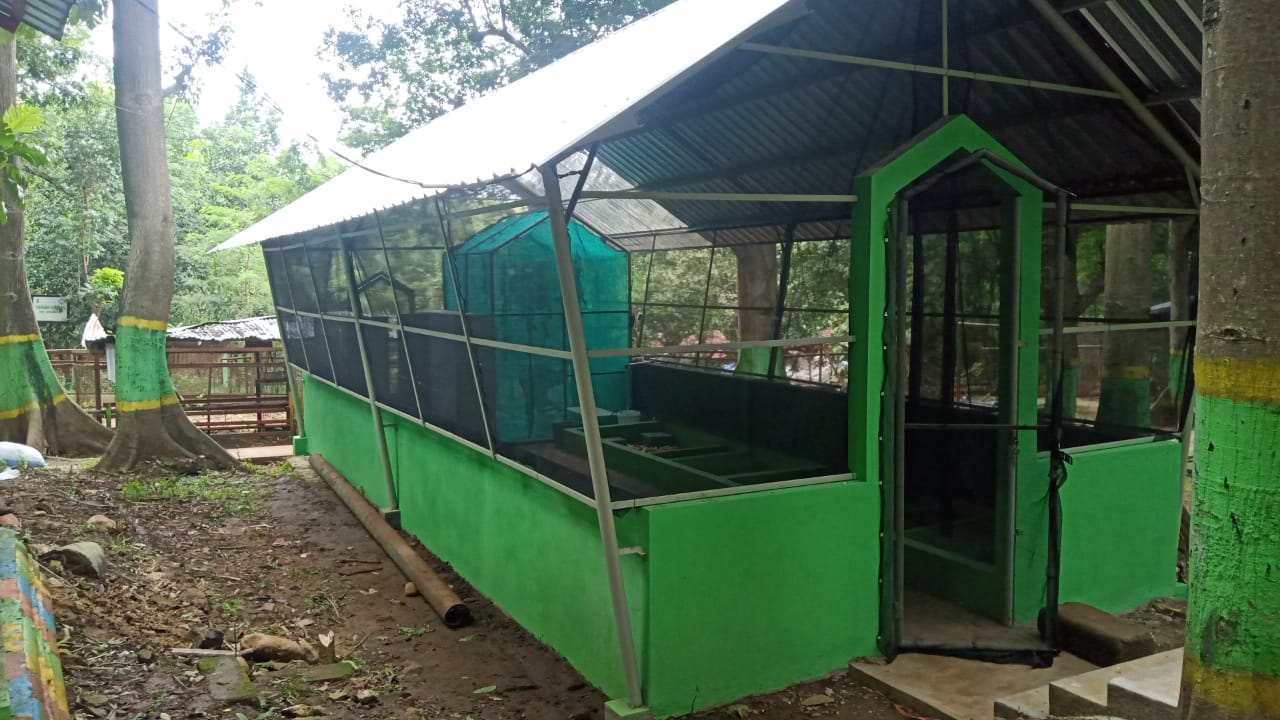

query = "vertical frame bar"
[436,197,498,455]
[265,244,309,438]
[543,162,645,710]
[340,232,400,511]
[372,210,427,424]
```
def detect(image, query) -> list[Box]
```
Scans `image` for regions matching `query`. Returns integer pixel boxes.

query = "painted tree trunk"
[1096,223,1152,427]
[1180,0,1280,716]
[731,244,781,376]
[0,38,110,456]
[97,0,234,472]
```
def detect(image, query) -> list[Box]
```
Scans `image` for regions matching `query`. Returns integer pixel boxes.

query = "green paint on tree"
[112,323,176,406]
[1187,393,1280,677]
[1097,376,1152,428]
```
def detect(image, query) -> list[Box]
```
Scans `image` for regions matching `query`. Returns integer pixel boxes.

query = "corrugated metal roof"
[222,0,1202,252]
[0,0,75,39]
[214,0,804,250]
[167,316,280,344]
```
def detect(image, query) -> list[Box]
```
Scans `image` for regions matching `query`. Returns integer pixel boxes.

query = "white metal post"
[542,163,645,710]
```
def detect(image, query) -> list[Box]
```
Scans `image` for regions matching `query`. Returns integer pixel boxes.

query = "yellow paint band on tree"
[0,394,67,421]
[1198,356,1280,404]
[115,394,180,413]
[1182,653,1280,716]
[0,334,41,346]
[1100,365,1149,380]
[116,315,168,332]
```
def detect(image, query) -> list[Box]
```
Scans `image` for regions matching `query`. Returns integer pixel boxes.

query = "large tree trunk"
[731,243,780,376]
[1096,223,1153,427]
[97,0,234,472]
[1179,1,1280,716]
[0,38,111,456]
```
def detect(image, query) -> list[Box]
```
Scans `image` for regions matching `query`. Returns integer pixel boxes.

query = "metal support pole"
[1044,191,1070,648]
[941,0,949,115]
[437,198,498,456]
[1027,0,1201,179]
[768,224,797,381]
[891,196,908,651]
[542,162,645,711]
[267,246,310,438]
[371,211,426,425]
[908,230,925,407]
[339,235,400,513]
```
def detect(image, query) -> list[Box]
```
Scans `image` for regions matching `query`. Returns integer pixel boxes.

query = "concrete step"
[994,686,1047,720]
[1106,653,1182,720]
[1048,649,1183,717]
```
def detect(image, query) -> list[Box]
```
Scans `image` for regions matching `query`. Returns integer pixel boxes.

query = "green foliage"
[20,59,338,346]
[79,265,123,325]
[0,100,46,224]
[321,0,676,152]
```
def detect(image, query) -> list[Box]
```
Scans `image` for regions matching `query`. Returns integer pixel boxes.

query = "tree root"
[97,402,236,474]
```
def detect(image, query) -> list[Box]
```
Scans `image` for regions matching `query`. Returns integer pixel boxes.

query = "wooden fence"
[45,344,293,444]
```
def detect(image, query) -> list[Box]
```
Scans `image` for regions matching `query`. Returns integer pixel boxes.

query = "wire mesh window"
[261,193,856,504]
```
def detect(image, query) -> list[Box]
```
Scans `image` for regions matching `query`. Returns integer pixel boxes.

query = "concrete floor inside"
[852,592,1096,720]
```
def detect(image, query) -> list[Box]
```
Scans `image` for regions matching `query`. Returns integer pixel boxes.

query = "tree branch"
[21,163,73,197]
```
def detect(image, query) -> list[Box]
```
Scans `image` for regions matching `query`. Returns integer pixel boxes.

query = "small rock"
[0,514,21,529]
[241,633,319,664]
[399,660,423,678]
[355,689,379,706]
[404,581,419,597]
[285,660,359,683]
[327,689,349,701]
[201,656,258,705]
[136,649,155,663]
[42,542,105,578]
[87,514,117,532]
[283,705,327,718]
[187,626,224,650]
[801,694,833,707]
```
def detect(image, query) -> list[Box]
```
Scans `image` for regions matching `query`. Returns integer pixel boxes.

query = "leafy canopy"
[322,0,675,153]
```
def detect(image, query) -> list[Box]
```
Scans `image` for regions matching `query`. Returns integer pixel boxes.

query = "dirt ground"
[9,457,913,720]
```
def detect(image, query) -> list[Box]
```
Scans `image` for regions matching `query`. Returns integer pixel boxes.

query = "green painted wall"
[1015,439,1183,621]
[641,481,880,717]
[301,375,884,718]
[302,375,646,701]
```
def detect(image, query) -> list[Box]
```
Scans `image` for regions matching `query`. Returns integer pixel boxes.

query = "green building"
[222,1,1200,717]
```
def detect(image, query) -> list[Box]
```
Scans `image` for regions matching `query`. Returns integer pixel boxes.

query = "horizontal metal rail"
[1037,319,1196,335]
[741,42,1122,100]
[588,334,854,359]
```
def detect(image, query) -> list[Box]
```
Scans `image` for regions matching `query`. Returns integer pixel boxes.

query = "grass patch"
[121,472,268,514]
[214,596,245,621]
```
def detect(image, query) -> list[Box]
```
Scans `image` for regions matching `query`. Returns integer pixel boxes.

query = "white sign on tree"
[31,296,68,322]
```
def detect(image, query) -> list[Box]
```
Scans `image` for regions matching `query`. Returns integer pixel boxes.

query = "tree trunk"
[97,0,234,472]
[0,37,111,456]
[1179,0,1280,716]
[1096,223,1152,427]
[731,243,780,376]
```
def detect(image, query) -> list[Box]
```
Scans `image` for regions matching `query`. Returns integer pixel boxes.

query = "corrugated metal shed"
[167,316,279,344]
[0,0,75,39]
[219,0,1203,252]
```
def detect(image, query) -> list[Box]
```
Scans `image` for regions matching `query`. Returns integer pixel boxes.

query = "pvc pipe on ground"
[309,454,472,628]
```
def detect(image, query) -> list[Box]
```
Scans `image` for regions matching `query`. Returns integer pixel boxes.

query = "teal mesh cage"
[445,211,629,444]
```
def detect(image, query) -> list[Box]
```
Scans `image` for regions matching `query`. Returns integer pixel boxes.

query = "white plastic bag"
[0,468,19,481]
[0,442,46,468]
